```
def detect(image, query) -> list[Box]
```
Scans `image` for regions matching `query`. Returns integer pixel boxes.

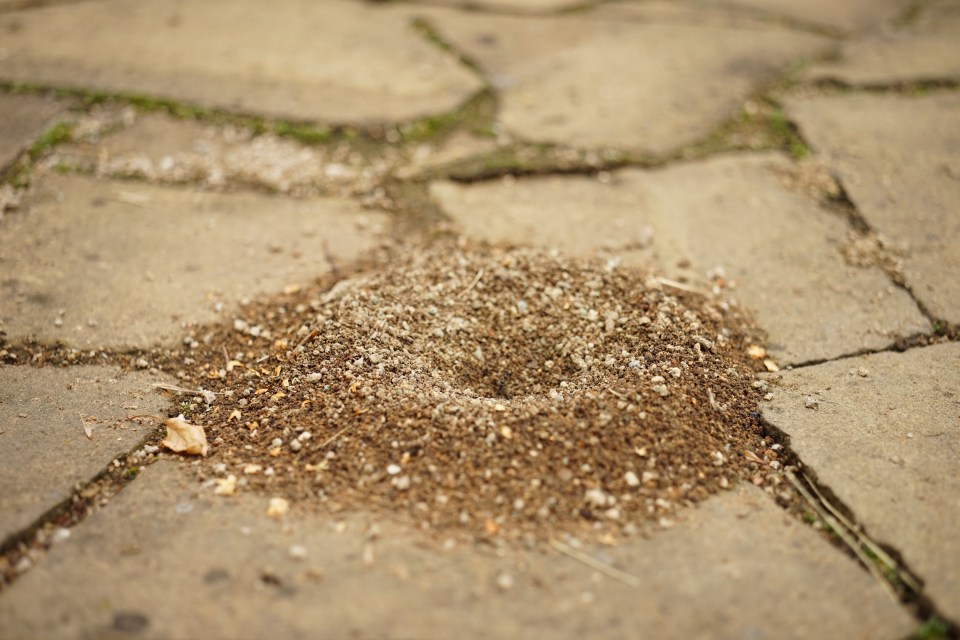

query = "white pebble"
[624,471,640,487]
[289,545,307,560]
[387,464,402,475]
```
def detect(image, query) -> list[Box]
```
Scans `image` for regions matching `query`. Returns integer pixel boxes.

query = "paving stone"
[786,93,960,325]
[0,365,171,547]
[692,0,911,33]
[0,174,388,349]
[805,2,960,84]
[762,342,960,620]
[0,460,914,639]
[0,92,67,171]
[0,0,482,124]
[418,8,828,153]
[431,153,929,364]
[423,0,584,13]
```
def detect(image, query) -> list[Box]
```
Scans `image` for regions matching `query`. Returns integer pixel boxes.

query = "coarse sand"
[185,244,782,545]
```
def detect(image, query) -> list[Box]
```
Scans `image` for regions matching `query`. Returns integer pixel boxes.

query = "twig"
[151,383,206,396]
[295,328,320,351]
[550,540,641,588]
[605,387,628,400]
[457,268,484,298]
[655,277,706,295]
[802,472,920,593]
[786,471,899,603]
[319,424,355,449]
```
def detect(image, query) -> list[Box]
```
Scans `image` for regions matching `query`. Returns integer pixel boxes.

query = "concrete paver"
[431,153,929,364]
[424,0,584,12]
[0,93,67,171]
[0,174,388,349]
[419,8,828,153]
[805,2,960,84]
[0,0,482,124]
[694,0,912,33]
[762,342,960,620]
[0,365,171,547]
[786,92,960,325]
[0,460,914,640]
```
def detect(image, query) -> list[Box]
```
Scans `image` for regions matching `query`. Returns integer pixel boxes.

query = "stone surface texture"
[424,0,584,12]
[418,8,828,153]
[805,2,960,84]
[0,461,914,640]
[762,342,960,619]
[0,93,67,171]
[0,0,483,123]
[0,366,171,546]
[0,174,387,348]
[787,92,960,325]
[695,0,912,32]
[431,153,929,364]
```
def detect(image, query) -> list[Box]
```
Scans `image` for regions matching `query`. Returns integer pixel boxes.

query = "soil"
[149,242,782,547]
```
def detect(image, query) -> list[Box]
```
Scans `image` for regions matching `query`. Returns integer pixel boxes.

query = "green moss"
[28,121,74,161]
[913,617,950,640]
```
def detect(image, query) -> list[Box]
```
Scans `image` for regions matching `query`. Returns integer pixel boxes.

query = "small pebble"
[496,572,515,591]
[288,545,307,560]
[386,464,402,475]
[804,396,819,409]
[624,471,640,487]
[857,367,869,378]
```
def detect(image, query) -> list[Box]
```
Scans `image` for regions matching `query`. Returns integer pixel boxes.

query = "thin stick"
[786,472,899,602]
[802,472,920,593]
[655,277,706,295]
[457,268,484,298]
[151,383,205,396]
[550,540,641,588]
[295,328,320,351]
[319,424,355,449]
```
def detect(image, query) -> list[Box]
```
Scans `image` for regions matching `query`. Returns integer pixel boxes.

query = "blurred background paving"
[0,0,957,638]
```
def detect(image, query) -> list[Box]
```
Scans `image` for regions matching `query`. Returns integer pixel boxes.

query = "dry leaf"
[160,414,209,456]
[267,497,289,518]
[746,345,767,359]
[214,474,237,496]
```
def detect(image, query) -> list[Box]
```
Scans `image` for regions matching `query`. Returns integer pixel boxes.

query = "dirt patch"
[165,244,780,546]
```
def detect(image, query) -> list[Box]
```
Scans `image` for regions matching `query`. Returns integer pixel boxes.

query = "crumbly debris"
[185,245,776,545]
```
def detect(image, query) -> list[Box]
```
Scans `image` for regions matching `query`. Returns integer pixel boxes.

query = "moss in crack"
[2,119,75,188]
[397,89,497,144]
[913,617,951,640]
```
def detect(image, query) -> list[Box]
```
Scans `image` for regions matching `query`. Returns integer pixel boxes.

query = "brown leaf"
[160,414,209,456]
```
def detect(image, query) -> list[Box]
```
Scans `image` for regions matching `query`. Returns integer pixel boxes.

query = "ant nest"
[205,245,772,545]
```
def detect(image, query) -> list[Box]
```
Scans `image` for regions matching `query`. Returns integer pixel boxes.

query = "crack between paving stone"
[803,78,960,96]
[0,426,170,593]
[757,417,959,637]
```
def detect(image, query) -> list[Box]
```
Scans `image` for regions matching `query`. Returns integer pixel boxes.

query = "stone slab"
[0,0,482,124]
[0,174,388,349]
[786,93,960,325]
[762,342,960,620]
[431,153,929,364]
[805,2,960,84]
[418,8,828,153]
[421,0,584,12]
[0,365,171,546]
[0,92,67,171]
[693,0,911,33]
[0,460,914,639]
